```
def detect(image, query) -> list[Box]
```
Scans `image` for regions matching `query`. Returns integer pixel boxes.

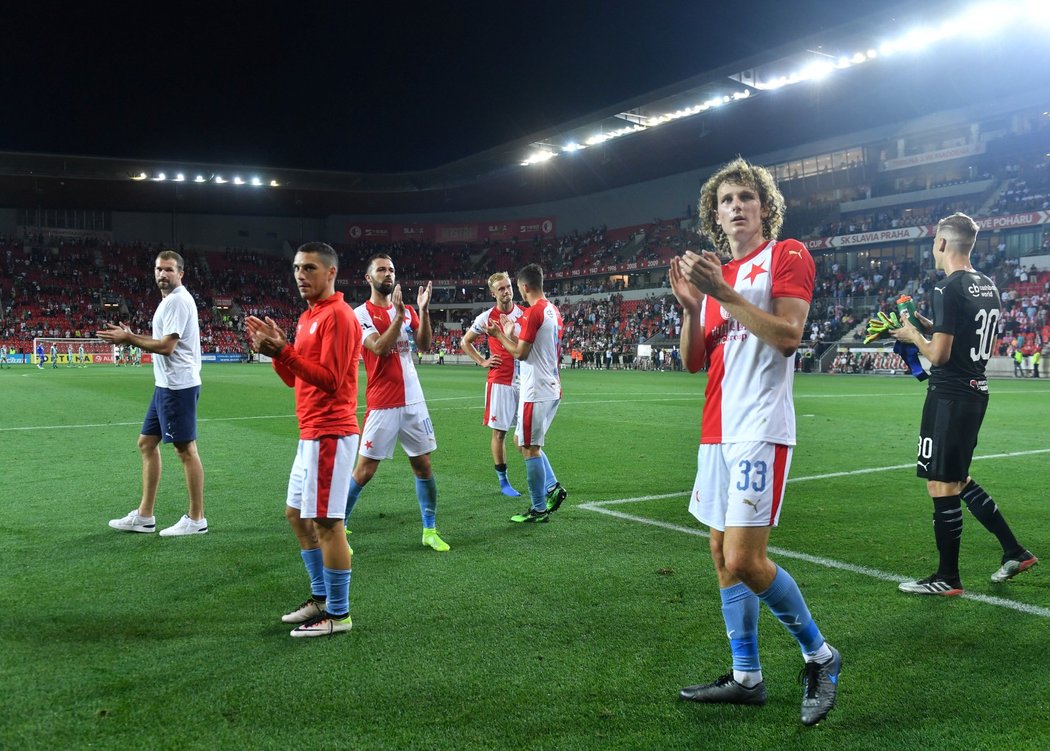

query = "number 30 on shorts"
[735,459,768,493]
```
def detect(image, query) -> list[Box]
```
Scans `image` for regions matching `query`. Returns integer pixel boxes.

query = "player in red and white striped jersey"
[461,271,527,497]
[345,254,449,552]
[671,159,839,726]
[485,263,567,524]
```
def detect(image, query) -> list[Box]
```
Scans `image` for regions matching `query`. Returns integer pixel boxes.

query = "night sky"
[4,1,913,173]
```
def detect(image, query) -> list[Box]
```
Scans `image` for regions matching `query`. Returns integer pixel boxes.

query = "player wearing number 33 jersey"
[670,159,839,727]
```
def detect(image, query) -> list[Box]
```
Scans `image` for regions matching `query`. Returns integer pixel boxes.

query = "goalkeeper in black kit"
[890,212,1036,595]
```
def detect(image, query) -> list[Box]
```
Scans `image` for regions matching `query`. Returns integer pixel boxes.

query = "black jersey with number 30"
[929,269,1000,400]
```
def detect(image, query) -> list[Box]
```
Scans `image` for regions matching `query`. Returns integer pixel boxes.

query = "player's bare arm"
[670,257,707,372]
[487,315,531,361]
[365,284,407,356]
[461,328,500,368]
[680,250,808,357]
[97,322,179,356]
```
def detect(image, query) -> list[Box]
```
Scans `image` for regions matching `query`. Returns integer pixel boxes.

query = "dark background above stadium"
[2,1,1049,216]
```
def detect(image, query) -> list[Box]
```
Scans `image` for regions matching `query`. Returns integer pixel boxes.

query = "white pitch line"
[578,451,1050,619]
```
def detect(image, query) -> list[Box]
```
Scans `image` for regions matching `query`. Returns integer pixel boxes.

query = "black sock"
[495,463,507,473]
[960,480,1025,559]
[932,496,963,582]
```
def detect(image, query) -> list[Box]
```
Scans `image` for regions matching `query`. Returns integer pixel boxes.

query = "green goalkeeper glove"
[863,311,901,344]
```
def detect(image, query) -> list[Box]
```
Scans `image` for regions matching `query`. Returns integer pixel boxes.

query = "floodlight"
[194,175,206,183]
[233,176,245,185]
[214,176,227,184]
[131,172,148,181]
[269,179,280,187]
[250,176,263,186]
[174,173,185,182]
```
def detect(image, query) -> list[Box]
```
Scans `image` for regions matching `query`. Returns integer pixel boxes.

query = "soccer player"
[890,213,1037,593]
[461,271,526,497]
[484,263,568,524]
[35,342,44,368]
[133,345,142,367]
[49,342,58,369]
[0,346,9,369]
[346,254,449,552]
[246,242,361,637]
[77,343,86,367]
[669,158,839,726]
[98,250,207,537]
[66,343,73,367]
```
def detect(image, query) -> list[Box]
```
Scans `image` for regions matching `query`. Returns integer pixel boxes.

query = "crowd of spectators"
[4,151,1050,368]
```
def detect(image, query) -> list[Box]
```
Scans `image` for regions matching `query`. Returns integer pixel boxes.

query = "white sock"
[804,642,833,664]
[733,669,763,687]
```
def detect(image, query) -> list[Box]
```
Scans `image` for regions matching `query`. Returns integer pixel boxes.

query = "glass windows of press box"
[773,147,864,183]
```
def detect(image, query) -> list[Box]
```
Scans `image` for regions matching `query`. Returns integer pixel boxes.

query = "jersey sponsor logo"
[917,460,929,470]
[966,282,996,298]
[968,379,989,393]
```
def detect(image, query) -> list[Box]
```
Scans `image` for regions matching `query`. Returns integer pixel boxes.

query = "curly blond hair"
[697,157,785,254]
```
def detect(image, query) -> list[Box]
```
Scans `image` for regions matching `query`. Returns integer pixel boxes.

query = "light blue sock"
[539,450,557,493]
[322,567,351,619]
[757,565,825,656]
[525,456,547,512]
[345,476,365,522]
[416,476,437,528]
[721,582,761,671]
[300,548,326,599]
[496,466,509,484]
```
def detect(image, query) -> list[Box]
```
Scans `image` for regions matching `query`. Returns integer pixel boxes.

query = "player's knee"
[137,435,160,454]
[410,457,432,479]
[722,548,762,581]
[172,441,198,460]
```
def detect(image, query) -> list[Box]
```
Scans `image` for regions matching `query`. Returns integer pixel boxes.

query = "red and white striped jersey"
[518,298,563,402]
[354,300,425,409]
[700,239,814,445]
[469,304,526,386]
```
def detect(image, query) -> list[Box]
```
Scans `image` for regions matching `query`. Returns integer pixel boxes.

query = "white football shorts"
[483,381,519,432]
[286,434,360,519]
[689,441,793,531]
[516,398,559,448]
[359,401,438,459]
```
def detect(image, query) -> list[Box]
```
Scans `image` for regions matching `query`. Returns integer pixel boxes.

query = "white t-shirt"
[151,284,202,390]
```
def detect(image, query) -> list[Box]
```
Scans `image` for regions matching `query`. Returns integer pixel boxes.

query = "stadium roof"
[1,0,1048,218]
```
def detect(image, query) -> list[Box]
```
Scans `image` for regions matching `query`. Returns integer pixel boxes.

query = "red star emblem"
[744,263,767,285]
[364,440,373,449]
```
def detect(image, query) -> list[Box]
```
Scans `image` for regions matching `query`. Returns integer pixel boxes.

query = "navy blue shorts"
[142,386,200,443]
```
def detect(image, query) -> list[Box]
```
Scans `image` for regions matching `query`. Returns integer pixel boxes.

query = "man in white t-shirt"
[670,158,839,726]
[345,254,449,552]
[461,271,526,497]
[98,250,207,537]
[485,263,567,524]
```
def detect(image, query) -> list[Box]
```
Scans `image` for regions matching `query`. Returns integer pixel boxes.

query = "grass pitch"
[2,363,1049,750]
